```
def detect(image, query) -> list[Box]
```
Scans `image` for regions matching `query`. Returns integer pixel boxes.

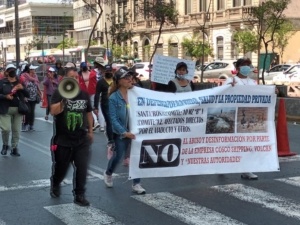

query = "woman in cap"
[103,67,146,194]
[166,62,195,93]
[43,67,59,120]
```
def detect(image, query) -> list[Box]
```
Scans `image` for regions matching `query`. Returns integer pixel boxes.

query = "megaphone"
[58,77,80,99]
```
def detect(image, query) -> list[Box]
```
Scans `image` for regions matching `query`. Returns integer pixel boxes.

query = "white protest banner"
[151,55,196,84]
[128,85,279,179]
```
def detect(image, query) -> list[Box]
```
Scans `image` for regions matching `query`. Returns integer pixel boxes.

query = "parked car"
[132,62,152,80]
[259,64,294,84]
[273,64,300,85]
[194,60,236,82]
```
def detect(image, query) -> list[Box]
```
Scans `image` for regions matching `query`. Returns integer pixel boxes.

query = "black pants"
[50,139,90,196]
[24,101,36,126]
[46,95,52,116]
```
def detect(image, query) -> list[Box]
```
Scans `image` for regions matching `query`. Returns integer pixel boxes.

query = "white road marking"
[132,192,245,225]
[276,176,300,187]
[279,155,300,163]
[0,219,6,225]
[44,204,124,225]
[212,183,300,220]
[35,117,53,124]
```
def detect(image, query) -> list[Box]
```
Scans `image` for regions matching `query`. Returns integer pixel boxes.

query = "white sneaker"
[93,122,100,131]
[241,172,258,180]
[100,127,105,132]
[132,184,146,194]
[103,171,113,187]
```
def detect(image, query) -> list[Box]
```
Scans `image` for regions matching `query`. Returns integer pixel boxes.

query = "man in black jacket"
[0,64,29,156]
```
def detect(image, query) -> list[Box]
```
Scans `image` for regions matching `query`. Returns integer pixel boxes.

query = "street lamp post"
[14,0,20,67]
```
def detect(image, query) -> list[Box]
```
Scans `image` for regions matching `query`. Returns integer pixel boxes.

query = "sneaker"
[132,184,146,195]
[123,158,130,167]
[21,124,27,132]
[45,115,49,121]
[50,185,60,198]
[74,195,90,207]
[92,122,100,131]
[103,171,113,188]
[29,126,35,131]
[100,127,105,132]
[241,172,258,180]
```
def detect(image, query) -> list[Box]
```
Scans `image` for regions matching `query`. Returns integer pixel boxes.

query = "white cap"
[5,64,16,71]
[29,65,39,70]
[48,67,56,72]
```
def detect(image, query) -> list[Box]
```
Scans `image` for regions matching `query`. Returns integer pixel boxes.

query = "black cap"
[104,64,112,71]
[128,67,139,76]
[236,58,251,68]
[176,62,188,71]
[114,67,131,80]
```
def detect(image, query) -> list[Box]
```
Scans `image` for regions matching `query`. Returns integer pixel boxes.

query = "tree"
[56,38,78,50]
[244,0,291,84]
[140,0,178,64]
[181,35,213,61]
[233,30,258,55]
[24,36,44,59]
[271,20,295,63]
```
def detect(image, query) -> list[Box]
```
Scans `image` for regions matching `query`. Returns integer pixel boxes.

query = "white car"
[132,62,152,80]
[259,64,293,84]
[273,64,300,85]
[194,60,236,82]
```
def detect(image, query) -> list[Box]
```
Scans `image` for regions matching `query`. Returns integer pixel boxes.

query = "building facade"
[0,1,73,62]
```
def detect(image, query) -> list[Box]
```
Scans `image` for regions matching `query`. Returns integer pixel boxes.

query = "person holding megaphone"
[49,67,93,206]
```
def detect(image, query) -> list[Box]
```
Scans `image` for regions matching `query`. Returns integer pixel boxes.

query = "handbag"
[36,95,41,104]
[16,96,29,115]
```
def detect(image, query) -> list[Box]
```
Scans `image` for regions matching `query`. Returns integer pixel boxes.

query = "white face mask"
[176,74,188,80]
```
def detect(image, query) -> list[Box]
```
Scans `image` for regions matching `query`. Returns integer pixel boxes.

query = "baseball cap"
[64,62,76,68]
[128,67,139,76]
[5,64,16,71]
[176,62,188,71]
[114,67,131,80]
[104,64,112,71]
[80,62,87,68]
[29,65,39,70]
[48,67,56,72]
[94,57,106,67]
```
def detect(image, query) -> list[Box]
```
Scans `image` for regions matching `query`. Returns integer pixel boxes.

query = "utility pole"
[14,0,20,67]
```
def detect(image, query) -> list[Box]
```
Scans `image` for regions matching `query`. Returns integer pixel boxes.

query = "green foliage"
[181,35,213,59]
[233,30,258,54]
[56,38,78,50]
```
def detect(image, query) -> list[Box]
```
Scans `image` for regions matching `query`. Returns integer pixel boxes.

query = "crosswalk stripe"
[276,176,300,187]
[132,192,245,225]
[44,203,124,225]
[212,183,300,220]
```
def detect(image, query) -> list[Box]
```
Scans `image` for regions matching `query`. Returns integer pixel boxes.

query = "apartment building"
[105,0,299,65]
[0,1,73,62]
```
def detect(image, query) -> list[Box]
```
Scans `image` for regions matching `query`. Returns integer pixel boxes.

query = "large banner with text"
[128,85,279,179]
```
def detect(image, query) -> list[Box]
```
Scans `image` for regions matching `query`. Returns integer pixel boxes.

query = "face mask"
[105,73,113,79]
[175,74,187,80]
[239,66,251,76]
[8,70,17,78]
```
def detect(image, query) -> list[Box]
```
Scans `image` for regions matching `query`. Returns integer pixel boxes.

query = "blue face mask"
[176,74,188,80]
[239,66,251,76]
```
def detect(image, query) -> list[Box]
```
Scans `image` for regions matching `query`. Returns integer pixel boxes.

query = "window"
[144,0,150,19]
[133,0,139,21]
[170,0,176,8]
[117,1,127,23]
[233,0,241,7]
[185,0,191,15]
[199,0,206,12]
[243,0,252,5]
[216,36,224,60]
[217,0,225,10]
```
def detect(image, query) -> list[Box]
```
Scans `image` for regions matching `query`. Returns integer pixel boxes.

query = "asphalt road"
[1,106,300,225]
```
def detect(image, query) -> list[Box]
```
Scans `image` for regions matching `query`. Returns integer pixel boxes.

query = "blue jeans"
[106,134,140,185]
[101,103,113,143]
